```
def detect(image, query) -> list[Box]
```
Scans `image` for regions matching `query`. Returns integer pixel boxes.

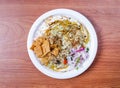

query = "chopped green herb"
[76,67,79,70]
[86,47,89,52]
[76,58,80,63]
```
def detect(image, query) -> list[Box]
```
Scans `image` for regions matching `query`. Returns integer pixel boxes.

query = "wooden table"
[0,0,120,88]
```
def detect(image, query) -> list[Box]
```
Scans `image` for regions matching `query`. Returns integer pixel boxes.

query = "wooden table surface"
[0,0,120,88]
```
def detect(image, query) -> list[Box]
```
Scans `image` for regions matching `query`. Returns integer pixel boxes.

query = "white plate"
[27,9,98,79]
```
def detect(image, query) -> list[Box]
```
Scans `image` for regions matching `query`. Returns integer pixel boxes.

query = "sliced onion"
[75,47,84,52]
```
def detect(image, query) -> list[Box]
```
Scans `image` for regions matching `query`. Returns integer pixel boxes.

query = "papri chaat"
[30,15,90,72]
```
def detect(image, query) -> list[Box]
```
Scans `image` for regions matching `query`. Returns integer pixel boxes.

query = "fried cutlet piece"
[30,37,45,57]
[39,57,49,65]
[51,48,59,56]
[34,45,43,57]
[30,37,45,50]
[39,53,55,65]
[42,39,50,56]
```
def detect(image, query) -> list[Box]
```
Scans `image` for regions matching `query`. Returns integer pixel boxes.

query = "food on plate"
[30,15,90,72]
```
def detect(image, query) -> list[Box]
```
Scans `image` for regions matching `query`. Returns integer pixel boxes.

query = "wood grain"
[0,0,120,88]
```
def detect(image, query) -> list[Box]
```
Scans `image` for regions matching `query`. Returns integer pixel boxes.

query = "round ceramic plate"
[27,9,98,79]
